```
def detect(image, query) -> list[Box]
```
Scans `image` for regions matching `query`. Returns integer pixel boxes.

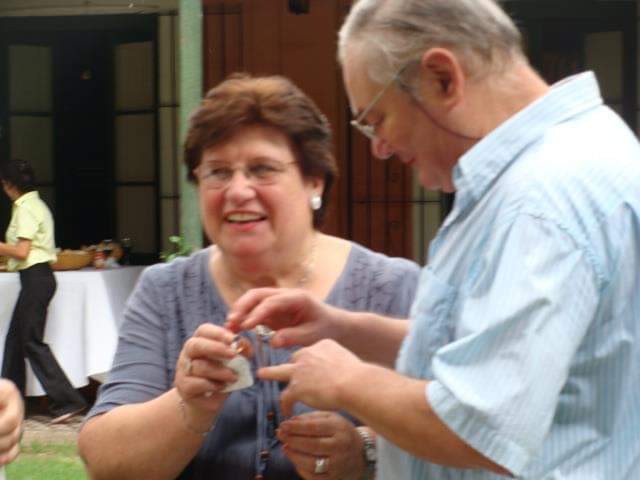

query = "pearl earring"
[310,195,322,211]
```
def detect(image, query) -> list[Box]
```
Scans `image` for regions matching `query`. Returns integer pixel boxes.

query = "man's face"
[343,54,459,192]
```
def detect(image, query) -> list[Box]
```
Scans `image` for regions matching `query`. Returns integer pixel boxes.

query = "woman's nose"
[371,137,394,160]
[224,170,257,201]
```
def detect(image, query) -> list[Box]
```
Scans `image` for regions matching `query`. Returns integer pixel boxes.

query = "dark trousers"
[1,262,86,416]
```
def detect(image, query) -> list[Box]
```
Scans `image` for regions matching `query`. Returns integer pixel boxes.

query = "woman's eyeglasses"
[194,160,297,189]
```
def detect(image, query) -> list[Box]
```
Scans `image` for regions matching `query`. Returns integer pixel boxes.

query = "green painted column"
[179,0,203,249]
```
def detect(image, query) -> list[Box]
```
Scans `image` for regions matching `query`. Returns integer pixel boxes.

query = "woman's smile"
[224,211,268,233]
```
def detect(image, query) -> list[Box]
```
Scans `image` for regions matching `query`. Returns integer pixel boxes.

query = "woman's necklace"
[225,235,318,297]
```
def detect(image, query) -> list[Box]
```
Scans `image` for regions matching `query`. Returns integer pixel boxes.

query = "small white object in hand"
[222,355,253,392]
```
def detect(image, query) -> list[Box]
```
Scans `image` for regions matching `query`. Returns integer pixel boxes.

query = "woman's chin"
[220,241,271,260]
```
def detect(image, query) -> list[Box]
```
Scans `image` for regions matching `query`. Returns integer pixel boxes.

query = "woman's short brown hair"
[184,73,338,228]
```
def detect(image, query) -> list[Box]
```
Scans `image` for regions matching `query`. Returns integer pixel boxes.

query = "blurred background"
[0,0,637,265]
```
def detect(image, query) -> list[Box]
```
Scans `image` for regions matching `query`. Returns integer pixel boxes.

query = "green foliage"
[160,235,193,262]
[7,441,87,480]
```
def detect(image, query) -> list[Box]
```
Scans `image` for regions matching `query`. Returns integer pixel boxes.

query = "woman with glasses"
[79,74,419,480]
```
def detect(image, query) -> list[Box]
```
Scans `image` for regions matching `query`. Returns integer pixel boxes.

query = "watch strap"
[356,426,376,480]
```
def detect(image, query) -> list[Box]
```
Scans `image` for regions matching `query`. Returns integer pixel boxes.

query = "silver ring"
[184,358,193,376]
[314,457,329,474]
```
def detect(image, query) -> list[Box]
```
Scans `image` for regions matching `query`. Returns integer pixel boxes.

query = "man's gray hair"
[338,0,525,85]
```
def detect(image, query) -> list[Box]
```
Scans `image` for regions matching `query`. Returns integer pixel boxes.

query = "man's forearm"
[337,363,511,475]
[337,311,409,366]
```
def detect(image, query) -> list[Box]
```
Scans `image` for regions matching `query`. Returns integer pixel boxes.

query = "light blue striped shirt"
[380,72,640,479]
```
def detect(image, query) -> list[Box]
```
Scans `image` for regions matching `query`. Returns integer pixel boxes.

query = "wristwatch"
[356,426,377,479]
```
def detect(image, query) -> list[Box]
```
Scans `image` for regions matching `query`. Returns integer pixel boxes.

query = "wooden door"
[202,0,418,259]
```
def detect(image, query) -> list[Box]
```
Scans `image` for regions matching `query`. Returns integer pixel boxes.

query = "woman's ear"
[306,176,325,199]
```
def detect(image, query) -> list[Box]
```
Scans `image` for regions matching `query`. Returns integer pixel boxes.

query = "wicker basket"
[52,250,94,271]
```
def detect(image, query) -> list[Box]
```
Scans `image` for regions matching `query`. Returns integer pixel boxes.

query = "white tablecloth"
[0,266,144,396]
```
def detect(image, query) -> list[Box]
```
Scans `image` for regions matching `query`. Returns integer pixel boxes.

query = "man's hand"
[258,339,363,415]
[226,288,346,349]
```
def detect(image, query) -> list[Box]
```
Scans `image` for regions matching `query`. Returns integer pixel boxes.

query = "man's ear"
[419,48,465,108]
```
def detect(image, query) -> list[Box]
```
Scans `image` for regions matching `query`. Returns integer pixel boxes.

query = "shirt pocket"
[396,266,457,380]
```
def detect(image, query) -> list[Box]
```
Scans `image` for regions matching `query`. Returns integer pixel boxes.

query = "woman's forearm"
[0,240,30,261]
[78,389,218,480]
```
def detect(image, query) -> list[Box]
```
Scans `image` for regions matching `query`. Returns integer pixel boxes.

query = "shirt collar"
[448,71,603,223]
[14,190,39,207]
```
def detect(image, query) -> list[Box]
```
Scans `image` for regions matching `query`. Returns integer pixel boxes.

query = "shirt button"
[260,449,270,460]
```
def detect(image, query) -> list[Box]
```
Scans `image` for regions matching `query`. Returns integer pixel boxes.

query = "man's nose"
[371,137,394,160]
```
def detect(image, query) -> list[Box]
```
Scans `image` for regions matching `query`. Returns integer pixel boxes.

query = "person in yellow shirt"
[0,159,86,424]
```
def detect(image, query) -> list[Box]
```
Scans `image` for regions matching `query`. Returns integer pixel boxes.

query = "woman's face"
[1,180,14,200]
[197,124,323,260]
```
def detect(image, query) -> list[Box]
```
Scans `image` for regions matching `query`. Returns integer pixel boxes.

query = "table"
[0,266,144,396]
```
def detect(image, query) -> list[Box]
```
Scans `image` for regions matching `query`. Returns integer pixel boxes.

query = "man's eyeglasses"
[350,66,406,140]
[194,160,297,189]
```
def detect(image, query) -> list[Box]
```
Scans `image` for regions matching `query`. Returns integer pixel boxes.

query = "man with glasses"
[229,0,640,478]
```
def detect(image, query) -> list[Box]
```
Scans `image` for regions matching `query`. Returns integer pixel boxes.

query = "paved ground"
[23,414,83,444]
[23,386,96,444]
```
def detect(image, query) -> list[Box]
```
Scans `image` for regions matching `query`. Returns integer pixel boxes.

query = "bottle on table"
[93,248,106,269]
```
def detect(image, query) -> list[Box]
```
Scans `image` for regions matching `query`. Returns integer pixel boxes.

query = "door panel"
[9,45,52,112]
[0,40,56,234]
[112,34,158,260]
[0,15,160,261]
[57,30,112,248]
[9,116,54,184]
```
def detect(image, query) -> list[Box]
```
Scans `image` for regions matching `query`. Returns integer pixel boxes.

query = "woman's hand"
[173,324,239,432]
[0,379,24,466]
[278,411,364,480]
[225,288,346,349]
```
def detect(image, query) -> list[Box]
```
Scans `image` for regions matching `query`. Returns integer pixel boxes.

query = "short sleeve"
[86,265,170,419]
[13,205,39,240]
[334,244,420,317]
[427,214,600,475]
[384,259,420,318]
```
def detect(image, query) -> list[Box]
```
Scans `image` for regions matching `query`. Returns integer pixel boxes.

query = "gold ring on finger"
[314,457,329,474]
[184,357,193,376]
